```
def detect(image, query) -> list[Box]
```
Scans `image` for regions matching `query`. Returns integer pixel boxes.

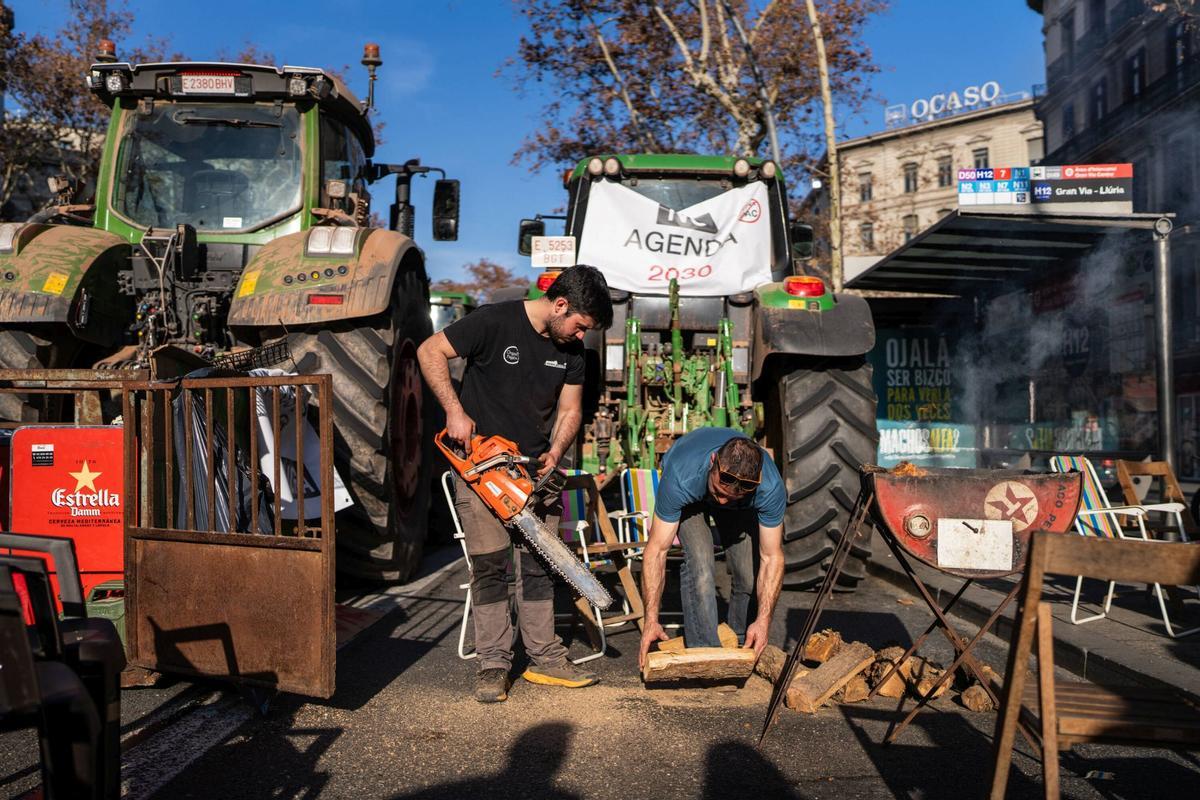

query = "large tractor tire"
[767,358,879,591]
[0,328,78,422]
[286,267,433,582]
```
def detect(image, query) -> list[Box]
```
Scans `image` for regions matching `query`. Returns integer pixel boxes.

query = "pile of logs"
[755,629,999,714]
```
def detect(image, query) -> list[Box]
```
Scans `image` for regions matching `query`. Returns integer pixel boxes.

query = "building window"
[859,173,872,202]
[937,156,953,188]
[1087,0,1105,33]
[1061,10,1075,62]
[1171,20,1191,70]
[1126,48,1146,100]
[1027,137,1045,164]
[972,148,989,169]
[860,222,874,250]
[1090,80,1107,125]
[902,214,919,242]
[903,163,918,193]
[1063,103,1076,140]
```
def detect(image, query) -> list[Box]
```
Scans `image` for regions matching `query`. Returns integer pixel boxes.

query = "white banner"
[576,180,774,295]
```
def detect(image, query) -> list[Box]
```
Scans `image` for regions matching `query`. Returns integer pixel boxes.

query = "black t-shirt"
[442,301,585,457]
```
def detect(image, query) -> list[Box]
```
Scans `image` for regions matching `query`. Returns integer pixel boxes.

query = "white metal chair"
[442,470,477,661]
[1049,455,1199,637]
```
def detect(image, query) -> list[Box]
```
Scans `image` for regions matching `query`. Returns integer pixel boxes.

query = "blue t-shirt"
[654,427,786,527]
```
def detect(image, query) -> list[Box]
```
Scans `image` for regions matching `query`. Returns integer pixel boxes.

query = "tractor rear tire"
[768,359,879,591]
[0,328,77,422]
[286,267,433,582]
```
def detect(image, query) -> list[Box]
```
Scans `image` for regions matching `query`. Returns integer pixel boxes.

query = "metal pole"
[1153,220,1176,470]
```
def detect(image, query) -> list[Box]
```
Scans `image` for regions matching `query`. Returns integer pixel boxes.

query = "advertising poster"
[869,329,977,467]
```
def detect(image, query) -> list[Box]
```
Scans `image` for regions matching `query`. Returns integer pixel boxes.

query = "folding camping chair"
[1049,455,1199,637]
[443,470,645,665]
[989,533,1200,800]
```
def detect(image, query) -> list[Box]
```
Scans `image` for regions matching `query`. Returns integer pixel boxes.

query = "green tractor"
[519,154,878,589]
[0,43,459,581]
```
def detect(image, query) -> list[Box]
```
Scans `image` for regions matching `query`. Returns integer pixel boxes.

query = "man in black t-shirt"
[418,265,613,703]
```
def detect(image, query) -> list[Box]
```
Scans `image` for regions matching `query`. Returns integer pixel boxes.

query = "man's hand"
[742,618,770,657]
[446,409,476,451]
[638,620,670,670]
[536,450,560,478]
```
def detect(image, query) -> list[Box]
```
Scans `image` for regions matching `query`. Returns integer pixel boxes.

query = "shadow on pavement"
[389,722,580,800]
[701,739,809,799]
[784,607,915,651]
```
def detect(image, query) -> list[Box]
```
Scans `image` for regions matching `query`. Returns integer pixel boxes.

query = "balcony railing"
[1109,0,1145,33]
[1042,53,1200,166]
[1047,53,1073,90]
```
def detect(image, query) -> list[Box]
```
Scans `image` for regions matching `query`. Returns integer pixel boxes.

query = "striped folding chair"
[556,469,614,664]
[1049,455,1199,636]
[613,467,661,550]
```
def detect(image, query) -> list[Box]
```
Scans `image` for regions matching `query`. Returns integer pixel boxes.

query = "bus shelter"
[847,208,1178,471]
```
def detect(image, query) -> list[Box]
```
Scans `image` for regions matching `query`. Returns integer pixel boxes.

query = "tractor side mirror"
[431,179,460,241]
[518,218,545,256]
[789,222,814,263]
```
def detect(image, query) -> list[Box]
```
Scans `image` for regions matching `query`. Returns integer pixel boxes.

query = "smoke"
[948,226,1157,458]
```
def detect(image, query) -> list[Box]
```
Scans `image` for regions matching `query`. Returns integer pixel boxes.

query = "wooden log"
[868,646,907,698]
[657,623,739,653]
[910,657,949,699]
[754,644,809,690]
[960,683,995,713]
[838,674,871,704]
[642,647,757,683]
[804,629,843,664]
[784,642,875,713]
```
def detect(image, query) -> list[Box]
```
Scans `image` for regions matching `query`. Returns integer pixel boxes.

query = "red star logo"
[988,485,1035,525]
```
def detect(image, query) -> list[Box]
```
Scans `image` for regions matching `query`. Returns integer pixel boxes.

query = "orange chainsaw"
[436,430,613,609]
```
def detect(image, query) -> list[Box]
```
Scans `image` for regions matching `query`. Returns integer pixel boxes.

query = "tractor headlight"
[287,76,308,96]
[760,160,778,179]
[104,71,127,94]
[86,70,105,91]
[603,157,621,176]
[586,157,604,177]
[733,158,751,178]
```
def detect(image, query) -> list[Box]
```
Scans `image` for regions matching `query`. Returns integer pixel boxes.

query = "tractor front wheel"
[287,268,433,582]
[766,358,879,591]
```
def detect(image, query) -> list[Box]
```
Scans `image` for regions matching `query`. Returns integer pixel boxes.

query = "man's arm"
[637,513,678,669]
[416,332,474,446]
[537,383,583,476]
[742,523,784,655]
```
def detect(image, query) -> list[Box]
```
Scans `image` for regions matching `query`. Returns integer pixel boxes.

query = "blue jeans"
[677,503,756,648]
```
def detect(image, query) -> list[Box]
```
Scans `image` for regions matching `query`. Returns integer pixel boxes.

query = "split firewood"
[910,657,949,699]
[868,646,908,698]
[837,674,871,704]
[784,641,875,713]
[803,629,843,664]
[960,683,995,713]
[754,644,810,687]
[642,647,757,683]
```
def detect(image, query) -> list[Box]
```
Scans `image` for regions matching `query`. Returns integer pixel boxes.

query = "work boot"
[521,659,599,688]
[475,668,510,703]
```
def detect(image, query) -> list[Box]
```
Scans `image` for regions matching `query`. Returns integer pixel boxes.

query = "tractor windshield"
[112,103,303,231]
[620,177,731,210]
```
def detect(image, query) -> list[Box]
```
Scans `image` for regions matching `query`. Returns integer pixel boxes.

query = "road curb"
[867,551,1200,705]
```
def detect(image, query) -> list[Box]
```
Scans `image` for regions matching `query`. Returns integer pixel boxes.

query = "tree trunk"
[805,0,842,291]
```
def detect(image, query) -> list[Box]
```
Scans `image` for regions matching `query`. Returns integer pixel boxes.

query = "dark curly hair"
[544,264,613,329]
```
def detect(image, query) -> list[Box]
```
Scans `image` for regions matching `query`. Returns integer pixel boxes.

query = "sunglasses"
[715,457,761,493]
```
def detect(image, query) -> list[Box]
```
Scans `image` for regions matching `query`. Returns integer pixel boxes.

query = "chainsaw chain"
[510,510,614,609]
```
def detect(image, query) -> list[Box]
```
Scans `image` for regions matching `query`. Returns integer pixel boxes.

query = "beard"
[547,316,575,344]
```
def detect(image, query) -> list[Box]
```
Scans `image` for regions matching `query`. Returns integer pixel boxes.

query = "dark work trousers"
[453,475,569,672]
[677,502,756,648]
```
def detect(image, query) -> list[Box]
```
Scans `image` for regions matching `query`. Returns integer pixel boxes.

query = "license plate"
[180,74,237,94]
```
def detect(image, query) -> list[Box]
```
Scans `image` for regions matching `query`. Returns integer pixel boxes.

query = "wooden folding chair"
[990,532,1200,800]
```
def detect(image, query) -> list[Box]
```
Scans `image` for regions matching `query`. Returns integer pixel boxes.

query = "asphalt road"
[3,549,1198,799]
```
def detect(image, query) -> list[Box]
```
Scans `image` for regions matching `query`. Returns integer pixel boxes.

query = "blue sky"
[11,1,1046,283]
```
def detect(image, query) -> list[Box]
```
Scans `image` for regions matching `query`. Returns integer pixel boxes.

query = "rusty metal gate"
[121,374,336,698]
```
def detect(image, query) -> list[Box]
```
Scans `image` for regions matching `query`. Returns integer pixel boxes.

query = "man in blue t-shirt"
[637,428,786,668]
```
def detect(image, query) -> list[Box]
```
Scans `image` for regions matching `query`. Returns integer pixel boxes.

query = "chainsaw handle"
[434,429,483,476]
